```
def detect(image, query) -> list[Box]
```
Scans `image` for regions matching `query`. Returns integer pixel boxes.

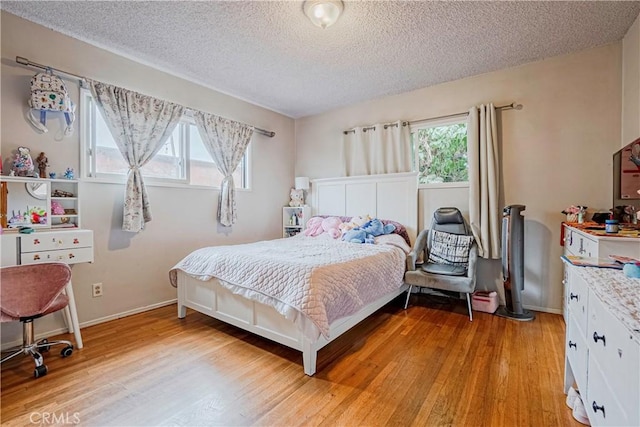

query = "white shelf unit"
[50,179,81,229]
[283,206,311,238]
[0,176,81,230]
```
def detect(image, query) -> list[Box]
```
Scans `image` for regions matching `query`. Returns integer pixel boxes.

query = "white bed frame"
[176,172,417,375]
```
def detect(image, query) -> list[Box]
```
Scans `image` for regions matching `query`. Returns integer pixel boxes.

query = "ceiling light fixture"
[303,0,343,29]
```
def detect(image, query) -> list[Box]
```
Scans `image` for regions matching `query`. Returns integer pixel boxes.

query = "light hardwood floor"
[1,295,580,426]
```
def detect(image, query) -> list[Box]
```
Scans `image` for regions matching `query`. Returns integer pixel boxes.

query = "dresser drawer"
[566,316,588,392]
[564,228,598,257]
[564,227,580,256]
[20,247,94,265]
[586,356,633,427]
[587,290,640,422]
[567,270,589,334]
[20,230,93,252]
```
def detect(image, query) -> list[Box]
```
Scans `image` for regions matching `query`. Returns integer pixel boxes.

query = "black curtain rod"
[342,102,523,135]
[16,56,276,138]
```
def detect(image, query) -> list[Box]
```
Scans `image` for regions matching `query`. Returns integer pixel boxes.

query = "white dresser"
[1,229,94,349]
[562,226,640,426]
[562,224,640,320]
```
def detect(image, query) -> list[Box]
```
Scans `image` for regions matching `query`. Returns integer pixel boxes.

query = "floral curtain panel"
[88,80,184,232]
[193,112,254,226]
[342,120,411,176]
[467,103,501,259]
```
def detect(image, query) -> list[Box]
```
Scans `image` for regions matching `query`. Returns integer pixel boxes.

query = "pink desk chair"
[1,262,74,378]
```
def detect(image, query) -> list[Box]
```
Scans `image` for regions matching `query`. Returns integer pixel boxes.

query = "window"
[81,89,249,188]
[411,116,468,185]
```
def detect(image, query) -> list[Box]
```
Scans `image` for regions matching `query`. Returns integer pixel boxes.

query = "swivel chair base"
[1,320,74,378]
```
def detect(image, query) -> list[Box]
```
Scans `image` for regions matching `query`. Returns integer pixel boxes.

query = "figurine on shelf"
[63,167,74,180]
[36,152,48,178]
[12,146,37,177]
[8,210,31,228]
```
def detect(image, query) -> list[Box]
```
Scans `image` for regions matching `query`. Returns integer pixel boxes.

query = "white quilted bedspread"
[169,235,406,338]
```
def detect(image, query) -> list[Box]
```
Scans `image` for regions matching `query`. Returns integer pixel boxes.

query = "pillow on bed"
[427,230,474,266]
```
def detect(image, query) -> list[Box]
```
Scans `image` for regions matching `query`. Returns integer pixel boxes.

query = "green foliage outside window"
[413,123,468,184]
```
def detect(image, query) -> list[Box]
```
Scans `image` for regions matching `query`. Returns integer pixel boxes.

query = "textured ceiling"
[2,1,640,119]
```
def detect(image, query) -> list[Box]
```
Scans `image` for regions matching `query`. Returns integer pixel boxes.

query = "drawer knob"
[570,293,578,301]
[593,332,606,346]
[568,341,577,349]
[592,401,605,418]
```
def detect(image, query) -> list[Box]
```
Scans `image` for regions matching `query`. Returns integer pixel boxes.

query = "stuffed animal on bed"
[338,214,371,235]
[322,216,343,239]
[361,219,395,237]
[342,228,372,244]
[304,216,344,238]
[342,218,396,244]
[304,216,324,236]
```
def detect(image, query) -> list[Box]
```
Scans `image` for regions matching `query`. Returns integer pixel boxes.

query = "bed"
[169,172,417,375]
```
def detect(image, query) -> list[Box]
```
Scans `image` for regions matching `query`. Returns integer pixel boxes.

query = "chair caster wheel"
[34,365,48,378]
[60,346,73,358]
[39,338,50,352]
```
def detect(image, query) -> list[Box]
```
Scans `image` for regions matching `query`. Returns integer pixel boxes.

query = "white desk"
[1,229,94,349]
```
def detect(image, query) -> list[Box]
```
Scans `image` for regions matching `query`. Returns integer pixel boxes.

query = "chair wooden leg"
[404,285,413,309]
[466,293,473,321]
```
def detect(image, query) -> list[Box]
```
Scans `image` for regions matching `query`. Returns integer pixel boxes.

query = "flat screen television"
[612,136,640,222]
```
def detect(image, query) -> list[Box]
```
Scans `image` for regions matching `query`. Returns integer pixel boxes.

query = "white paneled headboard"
[311,172,418,243]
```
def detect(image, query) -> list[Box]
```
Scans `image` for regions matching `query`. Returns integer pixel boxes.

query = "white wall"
[1,12,295,343]
[622,13,640,145]
[296,44,623,313]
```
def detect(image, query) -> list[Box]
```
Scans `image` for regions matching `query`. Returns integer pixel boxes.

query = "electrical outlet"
[92,283,103,298]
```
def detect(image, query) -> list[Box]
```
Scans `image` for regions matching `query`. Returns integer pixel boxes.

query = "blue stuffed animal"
[360,219,395,237]
[342,228,369,244]
[342,219,396,244]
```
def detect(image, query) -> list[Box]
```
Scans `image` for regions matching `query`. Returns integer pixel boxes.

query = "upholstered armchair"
[404,207,478,321]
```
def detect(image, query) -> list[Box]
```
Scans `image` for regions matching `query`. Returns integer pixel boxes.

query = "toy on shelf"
[12,147,37,177]
[52,189,74,197]
[36,152,48,178]
[51,201,65,215]
[289,188,304,207]
[63,168,74,180]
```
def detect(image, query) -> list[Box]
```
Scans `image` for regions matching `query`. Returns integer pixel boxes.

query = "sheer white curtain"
[193,112,254,226]
[467,104,501,259]
[343,120,411,176]
[88,80,184,233]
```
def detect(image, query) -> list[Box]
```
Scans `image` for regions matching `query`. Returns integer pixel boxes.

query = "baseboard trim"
[523,305,562,315]
[80,299,177,328]
[1,299,177,351]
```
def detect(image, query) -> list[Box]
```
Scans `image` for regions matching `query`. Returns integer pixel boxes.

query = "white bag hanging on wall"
[26,70,75,136]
